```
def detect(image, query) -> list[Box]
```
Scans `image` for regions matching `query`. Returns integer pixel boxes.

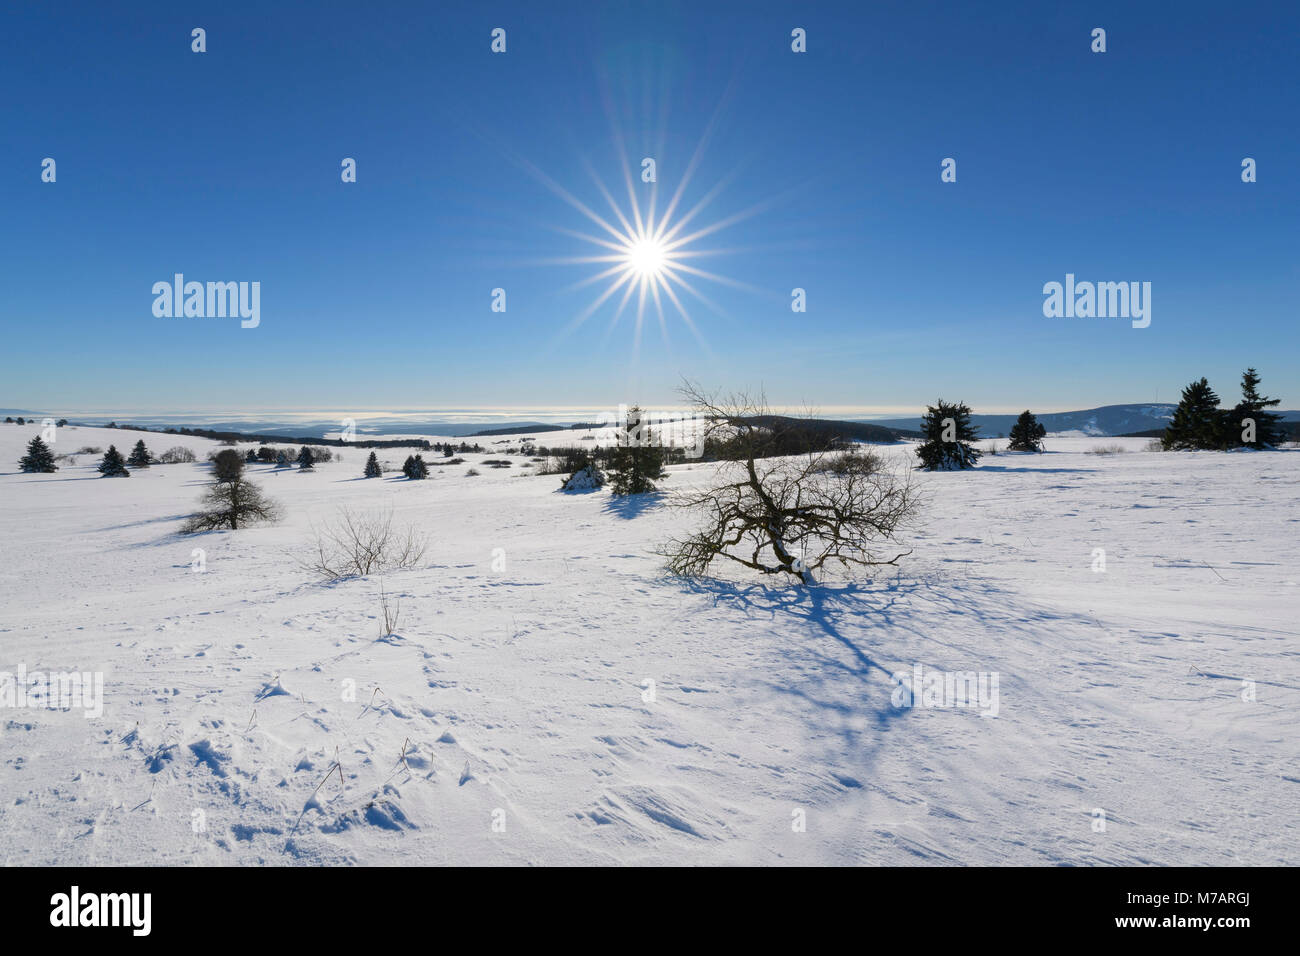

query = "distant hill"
[865,404,1300,438]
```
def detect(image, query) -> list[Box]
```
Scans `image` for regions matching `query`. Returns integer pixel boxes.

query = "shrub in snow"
[97,446,130,477]
[158,446,197,464]
[304,506,427,579]
[915,400,981,470]
[560,463,605,491]
[18,435,58,473]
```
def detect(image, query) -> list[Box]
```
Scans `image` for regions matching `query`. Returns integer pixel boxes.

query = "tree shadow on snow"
[973,464,1098,474]
[602,492,665,520]
[670,570,1090,777]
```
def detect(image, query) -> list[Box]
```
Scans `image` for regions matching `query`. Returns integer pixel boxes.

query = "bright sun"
[624,235,667,277]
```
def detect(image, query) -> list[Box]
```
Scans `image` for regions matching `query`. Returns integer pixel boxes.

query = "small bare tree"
[182,473,280,532]
[378,582,401,637]
[660,382,920,586]
[305,506,427,580]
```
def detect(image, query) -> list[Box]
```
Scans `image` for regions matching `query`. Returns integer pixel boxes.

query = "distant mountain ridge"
[866,403,1300,438]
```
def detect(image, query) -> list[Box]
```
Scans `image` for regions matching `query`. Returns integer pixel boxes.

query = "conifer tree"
[1162,378,1224,450]
[364,451,382,477]
[608,405,667,495]
[1006,410,1047,452]
[245,448,258,463]
[18,435,57,473]
[1230,368,1284,449]
[275,449,290,468]
[98,445,130,477]
[127,439,152,468]
[212,449,245,483]
[296,446,315,470]
[915,400,981,470]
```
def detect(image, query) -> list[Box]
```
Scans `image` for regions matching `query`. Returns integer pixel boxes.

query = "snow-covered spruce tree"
[608,405,667,496]
[18,435,58,473]
[402,454,428,479]
[275,449,290,468]
[364,451,382,477]
[126,439,152,468]
[1162,378,1225,450]
[97,445,130,477]
[560,461,606,491]
[915,401,981,470]
[660,382,919,586]
[296,446,315,470]
[1229,368,1285,449]
[245,448,258,463]
[1006,410,1046,452]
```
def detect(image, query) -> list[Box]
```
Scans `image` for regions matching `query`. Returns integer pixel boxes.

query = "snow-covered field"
[1,423,1296,865]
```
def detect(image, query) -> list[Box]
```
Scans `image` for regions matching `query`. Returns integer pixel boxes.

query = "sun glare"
[625,235,667,277]
[521,113,776,354]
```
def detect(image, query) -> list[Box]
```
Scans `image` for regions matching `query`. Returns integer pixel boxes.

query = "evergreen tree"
[444,444,453,458]
[275,449,290,468]
[98,445,130,477]
[4,416,14,423]
[364,451,382,478]
[212,449,245,483]
[1006,410,1046,452]
[608,406,666,495]
[15,417,25,425]
[245,448,258,463]
[402,454,428,479]
[1162,378,1225,450]
[127,439,152,468]
[915,400,981,470]
[296,446,315,470]
[18,435,57,473]
[1230,367,1284,449]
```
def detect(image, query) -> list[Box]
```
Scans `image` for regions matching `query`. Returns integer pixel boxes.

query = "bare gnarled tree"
[660,382,920,586]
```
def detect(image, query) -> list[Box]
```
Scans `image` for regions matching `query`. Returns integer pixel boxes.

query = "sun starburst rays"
[543,167,760,358]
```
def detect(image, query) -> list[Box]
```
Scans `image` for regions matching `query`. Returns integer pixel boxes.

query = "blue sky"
[2,0,1296,417]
